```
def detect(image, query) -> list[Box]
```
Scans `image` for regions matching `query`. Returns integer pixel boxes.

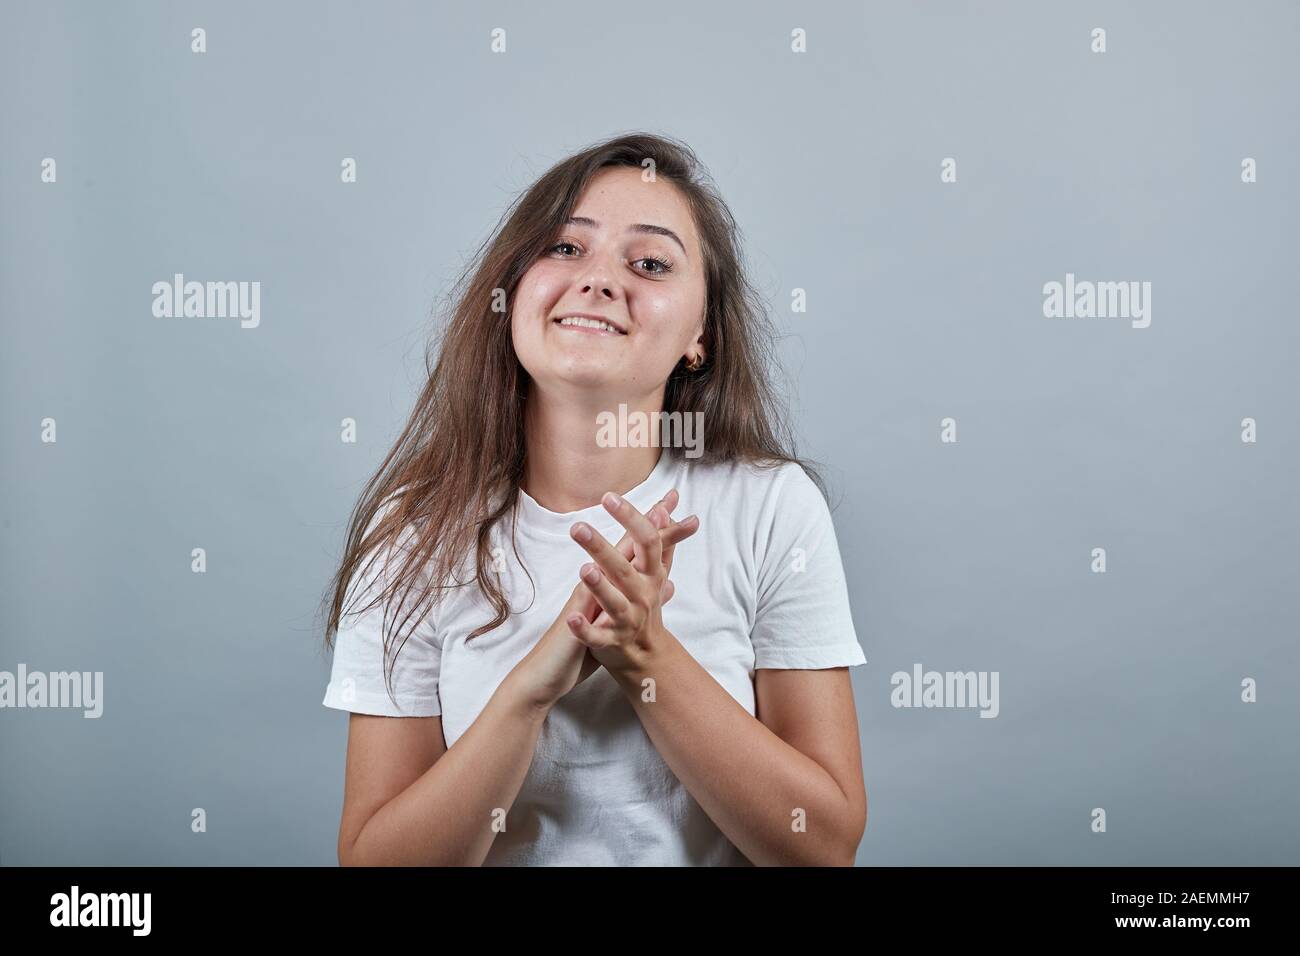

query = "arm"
[565,492,866,866]
[607,648,865,866]
[338,672,549,867]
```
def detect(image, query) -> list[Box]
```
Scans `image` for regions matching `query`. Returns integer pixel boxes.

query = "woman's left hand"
[566,491,689,674]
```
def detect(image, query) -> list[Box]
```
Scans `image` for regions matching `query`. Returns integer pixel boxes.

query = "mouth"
[552,313,628,336]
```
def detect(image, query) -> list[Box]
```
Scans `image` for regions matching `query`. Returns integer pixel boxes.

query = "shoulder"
[681,455,827,514]
[343,488,441,612]
[675,456,835,562]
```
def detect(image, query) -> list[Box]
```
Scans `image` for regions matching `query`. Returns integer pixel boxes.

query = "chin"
[524,353,621,393]
[556,364,622,393]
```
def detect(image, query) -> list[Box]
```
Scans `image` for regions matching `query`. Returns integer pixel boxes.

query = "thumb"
[565,580,591,615]
[569,576,602,623]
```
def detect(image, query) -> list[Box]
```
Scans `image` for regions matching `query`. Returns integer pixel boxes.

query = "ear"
[682,318,707,367]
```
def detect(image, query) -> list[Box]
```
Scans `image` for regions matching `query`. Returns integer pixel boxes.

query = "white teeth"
[557,316,622,333]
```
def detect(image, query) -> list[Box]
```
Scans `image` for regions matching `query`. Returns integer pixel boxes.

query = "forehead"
[571,166,699,251]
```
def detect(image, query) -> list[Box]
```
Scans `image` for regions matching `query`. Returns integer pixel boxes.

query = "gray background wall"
[1,0,1296,865]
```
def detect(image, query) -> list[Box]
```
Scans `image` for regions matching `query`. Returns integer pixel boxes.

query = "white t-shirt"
[322,452,867,866]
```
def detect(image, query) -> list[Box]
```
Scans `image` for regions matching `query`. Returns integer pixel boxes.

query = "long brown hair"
[321,131,821,702]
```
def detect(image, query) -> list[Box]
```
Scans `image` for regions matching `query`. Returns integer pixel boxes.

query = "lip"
[551,312,628,335]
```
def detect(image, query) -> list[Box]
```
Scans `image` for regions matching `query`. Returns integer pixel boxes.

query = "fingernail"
[581,563,599,582]
[603,492,622,510]
[572,522,592,542]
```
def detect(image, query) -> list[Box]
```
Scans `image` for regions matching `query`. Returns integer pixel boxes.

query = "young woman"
[321,132,867,866]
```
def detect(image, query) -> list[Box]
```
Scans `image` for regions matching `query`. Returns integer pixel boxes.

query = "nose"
[579,280,615,300]
[574,249,622,301]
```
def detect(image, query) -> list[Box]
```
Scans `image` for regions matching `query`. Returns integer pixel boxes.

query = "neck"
[522,387,665,513]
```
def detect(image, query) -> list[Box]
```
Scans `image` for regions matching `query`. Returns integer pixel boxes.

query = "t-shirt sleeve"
[750,463,867,670]
[322,514,443,718]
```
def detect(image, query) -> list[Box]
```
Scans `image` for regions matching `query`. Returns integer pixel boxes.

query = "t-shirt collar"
[514,450,680,540]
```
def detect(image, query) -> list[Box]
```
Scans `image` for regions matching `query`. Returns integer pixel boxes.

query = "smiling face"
[510,166,707,403]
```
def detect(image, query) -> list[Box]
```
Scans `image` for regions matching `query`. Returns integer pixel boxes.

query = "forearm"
[345,673,547,866]
[607,635,861,866]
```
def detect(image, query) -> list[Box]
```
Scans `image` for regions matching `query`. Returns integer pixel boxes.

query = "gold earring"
[686,354,704,371]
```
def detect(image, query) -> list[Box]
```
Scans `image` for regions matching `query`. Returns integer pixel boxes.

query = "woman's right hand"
[508,489,698,713]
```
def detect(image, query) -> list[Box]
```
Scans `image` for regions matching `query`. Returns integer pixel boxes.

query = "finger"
[618,511,695,576]
[588,498,670,619]
[574,580,605,629]
[589,512,693,622]
[570,521,641,598]
[657,514,698,548]
[565,612,615,650]
[564,579,591,613]
[662,514,698,577]
[660,578,676,605]
[619,513,695,596]
[602,492,661,575]
[614,489,678,561]
[579,562,631,621]
[648,500,671,528]
[615,507,681,564]
[659,487,680,517]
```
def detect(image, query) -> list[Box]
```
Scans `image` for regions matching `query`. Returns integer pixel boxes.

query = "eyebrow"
[564,216,687,257]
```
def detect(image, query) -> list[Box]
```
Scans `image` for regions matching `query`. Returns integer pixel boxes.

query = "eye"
[549,241,581,257]
[635,255,674,276]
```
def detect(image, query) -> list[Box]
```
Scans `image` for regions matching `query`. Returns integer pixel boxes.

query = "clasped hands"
[566,487,697,680]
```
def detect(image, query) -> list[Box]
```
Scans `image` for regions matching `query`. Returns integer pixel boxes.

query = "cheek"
[637,286,703,353]
[509,267,555,358]
[513,262,568,315]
